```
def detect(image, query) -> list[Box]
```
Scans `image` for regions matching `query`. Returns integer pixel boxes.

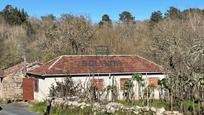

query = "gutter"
[26,71,164,79]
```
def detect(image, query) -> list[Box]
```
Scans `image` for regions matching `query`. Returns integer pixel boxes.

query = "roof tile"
[30,55,162,76]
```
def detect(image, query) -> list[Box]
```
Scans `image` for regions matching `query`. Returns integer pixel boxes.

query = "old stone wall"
[2,71,24,100]
[0,80,3,99]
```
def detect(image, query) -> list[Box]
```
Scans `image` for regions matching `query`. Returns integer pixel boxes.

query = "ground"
[0,102,38,115]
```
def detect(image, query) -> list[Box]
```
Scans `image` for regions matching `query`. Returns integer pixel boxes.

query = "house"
[27,55,165,101]
[0,62,41,100]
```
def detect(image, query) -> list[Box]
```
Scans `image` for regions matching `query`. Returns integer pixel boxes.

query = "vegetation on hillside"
[0,4,204,113]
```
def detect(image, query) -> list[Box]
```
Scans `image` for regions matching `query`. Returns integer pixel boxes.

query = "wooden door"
[22,78,34,100]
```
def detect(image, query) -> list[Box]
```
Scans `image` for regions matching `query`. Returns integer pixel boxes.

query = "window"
[90,79,104,91]
[148,77,158,88]
[120,78,129,89]
[34,78,39,92]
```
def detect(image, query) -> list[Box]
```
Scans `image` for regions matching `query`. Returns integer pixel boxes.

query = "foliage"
[30,101,47,114]
[49,77,81,98]
[99,14,112,27]
[1,5,204,113]
[165,6,182,19]
[150,11,163,27]
[1,5,28,25]
[119,11,135,23]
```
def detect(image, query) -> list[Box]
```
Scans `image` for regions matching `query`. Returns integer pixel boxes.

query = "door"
[22,78,34,100]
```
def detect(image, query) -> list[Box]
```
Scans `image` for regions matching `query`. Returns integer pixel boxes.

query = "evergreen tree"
[2,5,28,25]
[150,11,163,23]
[119,11,135,23]
[165,6,182,19]
[99,14,112,27]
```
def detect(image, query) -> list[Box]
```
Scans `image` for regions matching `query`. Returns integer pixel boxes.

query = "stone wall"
[0,80,3,99]
[2,71,25,100]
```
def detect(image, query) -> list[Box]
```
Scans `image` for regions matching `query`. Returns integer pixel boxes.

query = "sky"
[0,0,204,22]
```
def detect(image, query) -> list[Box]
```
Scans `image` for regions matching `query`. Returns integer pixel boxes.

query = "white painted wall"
[34,77,64,101]
[34,74,165,101]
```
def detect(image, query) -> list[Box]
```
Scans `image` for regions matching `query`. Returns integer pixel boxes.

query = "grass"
[30,101,47,115]
[30,99,201,115]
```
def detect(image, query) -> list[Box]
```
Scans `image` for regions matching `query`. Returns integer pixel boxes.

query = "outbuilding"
[27,55,165,101]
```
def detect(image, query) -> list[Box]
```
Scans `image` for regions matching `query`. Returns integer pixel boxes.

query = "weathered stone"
[156,107,165,114]
[135,106,142,112]
[150,107,157,113]
[105,102,124,113]
[141,106,149,112]
[92,102,101,111]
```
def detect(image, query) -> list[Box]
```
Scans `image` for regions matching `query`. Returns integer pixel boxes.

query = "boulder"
[150,107,157,113]
[135,106,142,112]
[92,102,101,111]
[105,102,124,113]
[79,102,86,109]
[156,107,165,114]
[141,106,150,112]
[106,106,116,113]
[130,107,136,112]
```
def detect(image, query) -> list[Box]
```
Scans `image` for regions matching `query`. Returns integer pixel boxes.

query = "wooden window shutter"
[91,79,104,91]
[120,78,129,89]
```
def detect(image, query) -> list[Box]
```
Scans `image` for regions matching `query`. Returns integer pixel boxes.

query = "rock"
[92,102,101,111]
[150,107,156,113]
[135,106,142,112]
[69,101,79,107]
[130,107,136,111]
[156,107,165,114]
[86,103,91,107]
[107,106,116,113]
[141,106,149,112]
[133,111,139,114]
[79,102,87,109]
[163,111,173,115]
[173,111,183,115]
[105,102,124,113]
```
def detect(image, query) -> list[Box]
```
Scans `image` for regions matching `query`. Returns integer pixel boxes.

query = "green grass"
[30,101,47,114]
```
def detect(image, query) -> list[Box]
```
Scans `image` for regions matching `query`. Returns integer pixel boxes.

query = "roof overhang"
[27,71,164,79]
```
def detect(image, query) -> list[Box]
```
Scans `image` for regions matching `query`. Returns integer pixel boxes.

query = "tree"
[165,6,182,19]
[150,11,163,27]
[132,73,144,99]
[104,85,117,101]
[43,14,95,56]
[49,77,81,98]
[119,11,135,23]
[2,5,28,25]
[123,79,134,102]
[99,14,112,27]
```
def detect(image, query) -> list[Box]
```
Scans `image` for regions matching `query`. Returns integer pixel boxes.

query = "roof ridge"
[136,55,163,69]
[61,54,145,57]
[48,55,64,70]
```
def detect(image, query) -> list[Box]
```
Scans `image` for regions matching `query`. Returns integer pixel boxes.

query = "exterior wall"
[34,77,64,101]
[2,71,24,100]
[0,79,3,99]
[1,64,41,100]
[34,74,165,101]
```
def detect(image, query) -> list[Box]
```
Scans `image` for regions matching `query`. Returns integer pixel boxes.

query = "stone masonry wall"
[2,71,24,100]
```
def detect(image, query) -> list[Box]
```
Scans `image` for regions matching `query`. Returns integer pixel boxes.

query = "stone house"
[0,62,41,101]
[27,55,165,101]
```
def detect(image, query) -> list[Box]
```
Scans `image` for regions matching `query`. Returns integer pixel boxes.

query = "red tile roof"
[28,55,162,76]
[4,63,24,76]
[2,62,42,77]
